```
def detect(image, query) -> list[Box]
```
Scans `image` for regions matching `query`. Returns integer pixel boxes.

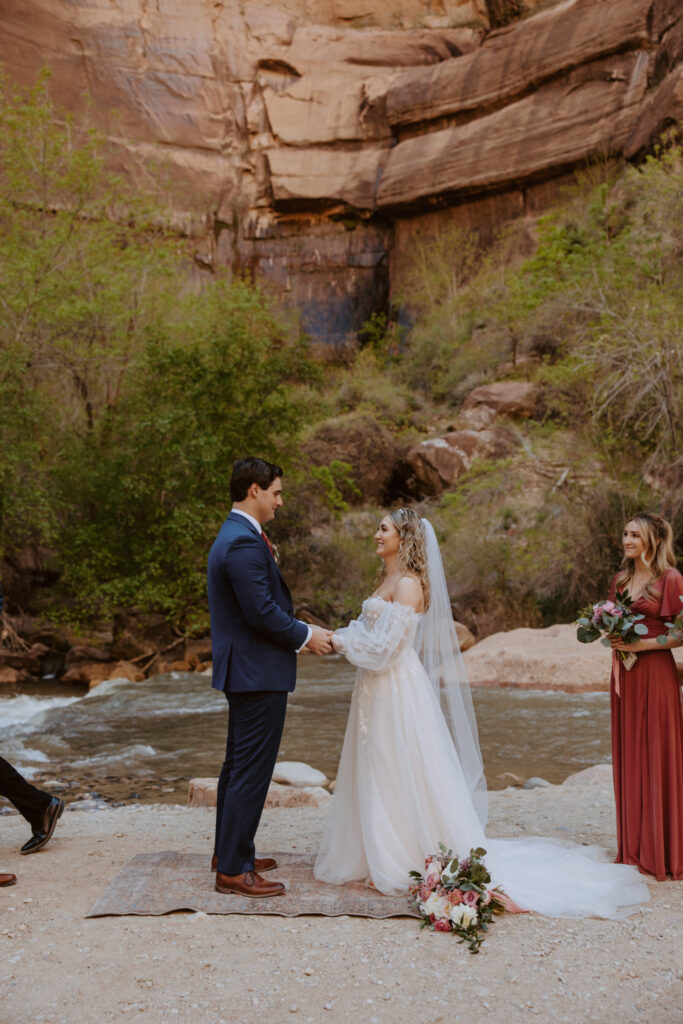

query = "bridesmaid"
[608,512,683,880]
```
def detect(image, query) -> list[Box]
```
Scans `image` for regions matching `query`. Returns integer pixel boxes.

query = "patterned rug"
[86,851,419,919]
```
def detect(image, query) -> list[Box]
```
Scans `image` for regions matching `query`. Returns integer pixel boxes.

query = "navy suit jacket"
[207,512,308,694]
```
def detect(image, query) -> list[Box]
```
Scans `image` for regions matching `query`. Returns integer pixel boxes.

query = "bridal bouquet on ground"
[657,595,683,645]
[409,844,506,953]
[576,590,648,671]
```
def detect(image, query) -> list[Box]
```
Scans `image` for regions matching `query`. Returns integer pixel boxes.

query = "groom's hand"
[305,624,334,655]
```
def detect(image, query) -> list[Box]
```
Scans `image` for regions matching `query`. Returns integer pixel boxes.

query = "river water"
[0,658,612,805]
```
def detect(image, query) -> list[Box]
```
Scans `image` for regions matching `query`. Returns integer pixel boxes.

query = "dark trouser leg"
[215,690,287,876]
[214,695,236,857]
[0,756,52,828]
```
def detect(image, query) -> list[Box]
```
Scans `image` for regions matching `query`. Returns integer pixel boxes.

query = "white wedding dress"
[314,595,649,918]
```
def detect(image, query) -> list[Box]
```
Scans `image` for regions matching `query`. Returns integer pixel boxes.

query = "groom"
[208,457,332,898]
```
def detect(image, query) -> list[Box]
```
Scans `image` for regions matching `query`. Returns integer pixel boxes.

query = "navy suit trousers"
[214,690,288,875]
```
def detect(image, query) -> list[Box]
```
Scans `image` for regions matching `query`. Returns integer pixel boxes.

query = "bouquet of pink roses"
[409,844,506,953]
[576,589,648,671]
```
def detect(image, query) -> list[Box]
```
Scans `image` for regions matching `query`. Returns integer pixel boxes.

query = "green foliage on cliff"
[0,72,318,622]
[383,145,683,631]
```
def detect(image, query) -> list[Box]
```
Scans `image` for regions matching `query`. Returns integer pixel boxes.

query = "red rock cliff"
[2,0,681,341]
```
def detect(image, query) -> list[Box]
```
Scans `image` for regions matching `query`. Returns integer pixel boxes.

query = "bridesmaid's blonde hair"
[616,512,676,595]
[379,508,431,611]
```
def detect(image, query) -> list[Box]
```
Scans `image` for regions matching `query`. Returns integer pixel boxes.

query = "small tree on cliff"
[0,68,179,553]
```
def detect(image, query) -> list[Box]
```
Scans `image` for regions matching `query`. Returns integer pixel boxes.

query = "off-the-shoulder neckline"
[365,595,421,614]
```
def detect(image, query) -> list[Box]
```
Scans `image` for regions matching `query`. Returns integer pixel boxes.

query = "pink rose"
[463,890,479,906]
[419,884,432,902]
[448,889,464,906]
[424,862,441,888]
[434,918,451,932]
[602,601,615,613]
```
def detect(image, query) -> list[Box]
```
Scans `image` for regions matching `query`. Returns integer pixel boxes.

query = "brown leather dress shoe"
[215,870,285,898]
[0,873,17,887]
[211,854,277,873]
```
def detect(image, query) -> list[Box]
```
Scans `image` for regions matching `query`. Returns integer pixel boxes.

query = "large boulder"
[562,764,613,786]
[460,381,538,429]
[272,761,329,788]
[0,666,24,685]
[463,622,683,690]
[407,429,498,496]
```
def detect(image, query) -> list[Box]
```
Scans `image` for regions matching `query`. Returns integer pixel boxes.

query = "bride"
[314,508,649,918]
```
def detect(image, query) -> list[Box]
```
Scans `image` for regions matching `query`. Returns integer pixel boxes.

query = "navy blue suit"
[208,511,308,874]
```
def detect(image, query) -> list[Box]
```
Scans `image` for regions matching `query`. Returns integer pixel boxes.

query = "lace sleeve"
[333,601,419,672]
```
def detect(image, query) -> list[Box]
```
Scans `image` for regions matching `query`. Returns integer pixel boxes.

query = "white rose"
[450,904,478,928]
[450,904,466,926]
[422,893,450,920]
[460,906,478,928]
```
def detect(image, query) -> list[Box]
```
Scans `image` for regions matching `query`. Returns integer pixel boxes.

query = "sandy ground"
[1,780,682,1024]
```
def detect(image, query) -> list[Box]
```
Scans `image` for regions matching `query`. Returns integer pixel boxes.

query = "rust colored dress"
[609,568,683,880]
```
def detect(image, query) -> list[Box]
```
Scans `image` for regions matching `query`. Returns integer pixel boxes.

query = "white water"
[0,693,80,729]
[0,663,613,801]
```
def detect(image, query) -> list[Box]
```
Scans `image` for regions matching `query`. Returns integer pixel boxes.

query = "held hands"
[305,624,335,656]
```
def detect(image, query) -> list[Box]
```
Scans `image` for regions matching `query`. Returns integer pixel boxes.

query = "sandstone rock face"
[0,0,680,342]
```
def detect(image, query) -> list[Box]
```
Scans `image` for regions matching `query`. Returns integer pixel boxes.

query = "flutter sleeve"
[659,569,683,620]
[333,601,419,672]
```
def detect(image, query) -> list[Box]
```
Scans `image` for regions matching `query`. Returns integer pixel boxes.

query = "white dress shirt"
[231,507,311,651]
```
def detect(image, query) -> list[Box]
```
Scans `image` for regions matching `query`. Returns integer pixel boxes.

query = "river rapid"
[0,658,612,806]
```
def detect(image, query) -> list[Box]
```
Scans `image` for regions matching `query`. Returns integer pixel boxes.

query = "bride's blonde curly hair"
[378,507,431,610]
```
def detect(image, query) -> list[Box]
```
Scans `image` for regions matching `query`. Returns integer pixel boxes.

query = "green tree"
[0,70,319,624]
[0,68,179,555]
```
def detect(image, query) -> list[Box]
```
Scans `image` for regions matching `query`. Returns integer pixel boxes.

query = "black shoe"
[20,797,65,855]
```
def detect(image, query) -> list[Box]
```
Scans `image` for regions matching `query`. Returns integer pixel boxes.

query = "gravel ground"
[1,780,681,1024]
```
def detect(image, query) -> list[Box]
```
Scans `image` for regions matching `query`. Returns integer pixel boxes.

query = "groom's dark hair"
[230,457,283,501]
